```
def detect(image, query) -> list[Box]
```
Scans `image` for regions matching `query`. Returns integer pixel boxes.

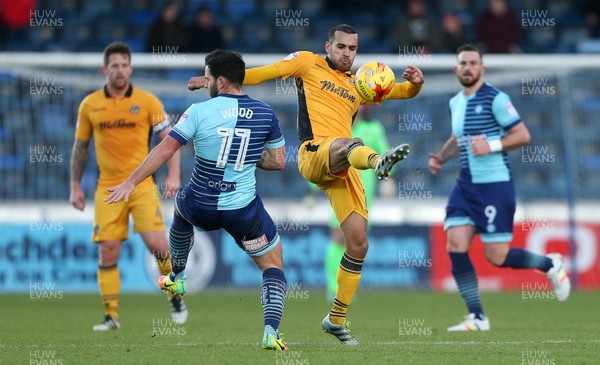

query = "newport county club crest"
[130,104,140,114]
[474,104,484,114]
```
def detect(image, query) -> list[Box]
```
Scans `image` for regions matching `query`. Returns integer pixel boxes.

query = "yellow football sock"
[155,255,174,298]
[330,252,364,325]
[347,143,379,170]
[97,265,120,320]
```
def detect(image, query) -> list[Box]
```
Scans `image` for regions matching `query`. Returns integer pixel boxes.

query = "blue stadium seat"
[580,155,600,172]
[0,155,25,171]
[40,111,68,139]
[225,0,256,20]
[81,1,113,19]
[580,97,600,113]
[187,0,220,14]
[128,11,159,26]
[240,21,273,52]
[114,38,144,52]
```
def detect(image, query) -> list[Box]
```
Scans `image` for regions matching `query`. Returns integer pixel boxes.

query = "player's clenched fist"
[188,76,207,91]
[428,152,443,174]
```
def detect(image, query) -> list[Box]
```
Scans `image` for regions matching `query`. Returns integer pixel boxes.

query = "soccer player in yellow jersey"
[189,24,424,344]
[69,42,186,331]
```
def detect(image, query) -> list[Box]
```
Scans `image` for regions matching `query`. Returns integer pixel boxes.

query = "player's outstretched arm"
[69,139,89,211]
[384,65,424,100]
[428,135,459,174]
[257,145,286,170]
[105,136,182,203]
[242,65,281,86]
[157,127,181,198]
[188,64,281,90]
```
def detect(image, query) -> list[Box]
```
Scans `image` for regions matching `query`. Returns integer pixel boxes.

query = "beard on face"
[110,76,128,90]
[458,72,480,87]
[209,82,218,98]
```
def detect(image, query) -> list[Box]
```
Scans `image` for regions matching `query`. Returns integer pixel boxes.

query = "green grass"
[2,290,599,365]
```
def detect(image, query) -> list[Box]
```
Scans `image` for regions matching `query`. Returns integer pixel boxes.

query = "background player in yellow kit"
[69,42,185,331]
[188,24,424,344]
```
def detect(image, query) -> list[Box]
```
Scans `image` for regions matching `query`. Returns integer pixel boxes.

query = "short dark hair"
[456,44,483,59]
[103,42,131,66]
[205,49,245,85]
[328,24,357,43]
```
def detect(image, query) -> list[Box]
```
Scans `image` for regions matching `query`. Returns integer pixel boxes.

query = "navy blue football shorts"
[175,192,280,257]
[444,179,515,243]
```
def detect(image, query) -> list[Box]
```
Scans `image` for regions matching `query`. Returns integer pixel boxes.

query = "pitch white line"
[3,339,600,349]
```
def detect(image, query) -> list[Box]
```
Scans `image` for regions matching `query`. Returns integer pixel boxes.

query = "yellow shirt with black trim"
[245,51,422,144]
[75,85,167,186]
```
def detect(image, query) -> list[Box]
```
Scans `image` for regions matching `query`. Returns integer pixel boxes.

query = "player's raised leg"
[374,143,410,180]
[94,240,122,331]
[331,137,410,182]
[484,243,570,301]
[446,225,490,332]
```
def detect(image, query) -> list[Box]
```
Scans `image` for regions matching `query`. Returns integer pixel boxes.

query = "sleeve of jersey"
[243,65,282,85]
[384,81,422,100]
[243,52,310,85]
[168,106,196,145]
[147,93,170,134]
[265,112,285,149]
[74,98,92,142]
[492,92,521,130]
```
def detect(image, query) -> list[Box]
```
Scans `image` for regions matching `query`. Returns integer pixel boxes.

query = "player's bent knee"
[446,240,467,253]
[345,239,368,258]
[484,251,506,267]
[252,244,284,271]
[486,256,504,267]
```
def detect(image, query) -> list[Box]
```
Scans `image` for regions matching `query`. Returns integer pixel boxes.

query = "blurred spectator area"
[1,65,600,201]
[0,0,598,203]
[0,0,596,54]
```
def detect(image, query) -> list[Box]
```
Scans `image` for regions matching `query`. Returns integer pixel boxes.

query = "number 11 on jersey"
[217,127,251,171]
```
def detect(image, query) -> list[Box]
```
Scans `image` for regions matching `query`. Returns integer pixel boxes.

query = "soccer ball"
[354,62,396,102]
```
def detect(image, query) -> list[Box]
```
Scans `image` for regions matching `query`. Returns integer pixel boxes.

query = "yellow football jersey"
[272,51,361,143]
[75,85,167,186]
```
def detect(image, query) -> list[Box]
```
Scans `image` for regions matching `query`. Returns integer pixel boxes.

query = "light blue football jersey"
[449,83,521,183]
[169,94,285,210]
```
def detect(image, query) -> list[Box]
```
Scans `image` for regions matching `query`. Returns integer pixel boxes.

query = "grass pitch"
[2,290,599,365]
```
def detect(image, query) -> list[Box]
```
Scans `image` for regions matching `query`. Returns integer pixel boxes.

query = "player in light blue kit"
[105,50,289,350]
[428,44,570,332]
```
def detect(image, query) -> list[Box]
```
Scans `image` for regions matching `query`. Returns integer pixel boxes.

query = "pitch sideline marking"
[4,338,600,349]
